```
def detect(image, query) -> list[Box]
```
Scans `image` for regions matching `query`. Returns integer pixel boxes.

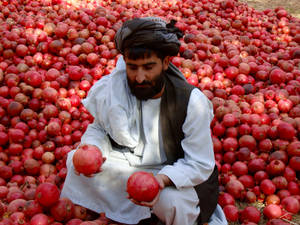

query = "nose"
[135,68,146,84]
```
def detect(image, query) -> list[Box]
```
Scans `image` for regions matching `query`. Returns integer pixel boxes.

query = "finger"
[139,201,153,207]
[136,193,160,208]
[158,181,164,189]
[127,197,148,207]
[132,199,139,205]
[155,176,165,189]
[86,174,94,178]
[129,198,140,205]
[148,190,161,206]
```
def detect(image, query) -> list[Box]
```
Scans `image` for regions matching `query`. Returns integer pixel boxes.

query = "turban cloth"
[115,17,183,56]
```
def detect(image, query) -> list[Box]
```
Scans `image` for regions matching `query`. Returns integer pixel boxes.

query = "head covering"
[115,17,183,56]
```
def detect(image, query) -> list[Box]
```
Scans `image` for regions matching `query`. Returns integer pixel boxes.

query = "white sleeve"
[80,119,112,157]
[158,88,215,189]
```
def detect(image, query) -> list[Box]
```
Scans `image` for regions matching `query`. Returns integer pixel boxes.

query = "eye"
[144,65,153,70]
[128,65,138,70]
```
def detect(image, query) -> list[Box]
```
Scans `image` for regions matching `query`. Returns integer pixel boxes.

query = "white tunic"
[61,89,217,224]
[61,56,220,224]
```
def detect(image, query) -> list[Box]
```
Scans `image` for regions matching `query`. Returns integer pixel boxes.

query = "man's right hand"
[74,156,106,178]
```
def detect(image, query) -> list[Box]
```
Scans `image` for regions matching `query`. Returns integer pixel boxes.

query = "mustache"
[132,81,153,86]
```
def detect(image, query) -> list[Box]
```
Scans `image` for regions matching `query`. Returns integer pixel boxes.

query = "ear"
[162,56,170,70]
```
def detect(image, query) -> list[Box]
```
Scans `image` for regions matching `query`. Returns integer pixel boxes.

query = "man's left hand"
[127,174,173,208]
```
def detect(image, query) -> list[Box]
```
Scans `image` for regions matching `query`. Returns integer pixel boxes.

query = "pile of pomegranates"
[0,0,299,224]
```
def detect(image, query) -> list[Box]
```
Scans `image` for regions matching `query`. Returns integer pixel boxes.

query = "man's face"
[124,53,169,100]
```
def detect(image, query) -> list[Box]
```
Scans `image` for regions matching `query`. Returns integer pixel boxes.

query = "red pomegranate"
[223,204,239,222]
[127,171,160,202]
[66,219,83,225]
[72,145,103,176]
[35,182,60,207]
[287,141,300,157]
[30,213,49,225]
[50,198,74,222]
[240,206,261,224]
[218,192,235,208]
[24,200,43,218]
[277,122,296,141]
[289,156,300,171]
[260,179,276,195]
[281,196,300,214]
[263,204,282,219]
[266,219,290,225]
[225,179,245,199]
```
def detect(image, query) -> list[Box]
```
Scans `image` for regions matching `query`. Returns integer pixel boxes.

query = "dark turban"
[115,17,183,56]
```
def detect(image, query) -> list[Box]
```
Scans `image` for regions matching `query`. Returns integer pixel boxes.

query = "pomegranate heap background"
[0,0,299,224]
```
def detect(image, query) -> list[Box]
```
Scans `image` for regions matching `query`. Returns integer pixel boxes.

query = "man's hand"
[127,174,173,208]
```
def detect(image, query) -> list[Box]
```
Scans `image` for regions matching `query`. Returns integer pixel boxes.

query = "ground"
[240,0,300,18]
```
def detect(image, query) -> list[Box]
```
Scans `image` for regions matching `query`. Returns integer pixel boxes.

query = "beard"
[127,70,166,100]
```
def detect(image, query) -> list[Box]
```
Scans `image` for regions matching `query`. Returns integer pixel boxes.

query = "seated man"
[61,17,227,225]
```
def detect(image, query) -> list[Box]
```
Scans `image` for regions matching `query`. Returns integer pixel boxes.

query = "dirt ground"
[228,1,300,224]
[239,0,300,18]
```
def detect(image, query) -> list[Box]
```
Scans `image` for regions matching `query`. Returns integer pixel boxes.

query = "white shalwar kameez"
[61,57,227,225]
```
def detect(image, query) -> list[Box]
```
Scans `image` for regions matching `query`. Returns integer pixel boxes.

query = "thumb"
[156,177,165,189]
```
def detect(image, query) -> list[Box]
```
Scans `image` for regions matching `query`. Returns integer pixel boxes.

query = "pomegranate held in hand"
[127,171,160,202]
[72,145,103,176]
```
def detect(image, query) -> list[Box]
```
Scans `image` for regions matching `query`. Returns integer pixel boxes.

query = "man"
[61,17,227,225]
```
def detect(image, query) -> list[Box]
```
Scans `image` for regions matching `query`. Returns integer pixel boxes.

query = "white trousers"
[152,187,227,225]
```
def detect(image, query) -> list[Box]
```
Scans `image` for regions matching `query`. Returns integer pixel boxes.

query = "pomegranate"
[66,219,83,225]
[281,196,300,214]
[287,141,300,157]
[73,205,87,220]
[35,183,60,207]
[289,156,300,171]
[225,179,245,199]
[7,199,26,214]
[260,179,276,195]
[127,171,160,202]
[277,122,296,141]
[24,200,43,218]
[232,161,248,177]
[265,194,280,205]
[240,206,261,224]
[218,192,235,208]
[266,160,286,176]
[263,204,282,219]
[72,145,103,176]
[223,205,239,222]
[50,198,74,222]
[266,219,290,225]
[30,213,49,225]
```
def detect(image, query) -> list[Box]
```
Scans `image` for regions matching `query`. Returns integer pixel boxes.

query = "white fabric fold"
[82,56,145,157]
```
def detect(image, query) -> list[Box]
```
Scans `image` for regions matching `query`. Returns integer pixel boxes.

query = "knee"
[152,187,177,223]
[153,187,177,212]
[152,187,200,224]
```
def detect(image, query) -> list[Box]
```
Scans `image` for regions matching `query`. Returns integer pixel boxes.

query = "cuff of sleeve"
[158,165,189,189]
